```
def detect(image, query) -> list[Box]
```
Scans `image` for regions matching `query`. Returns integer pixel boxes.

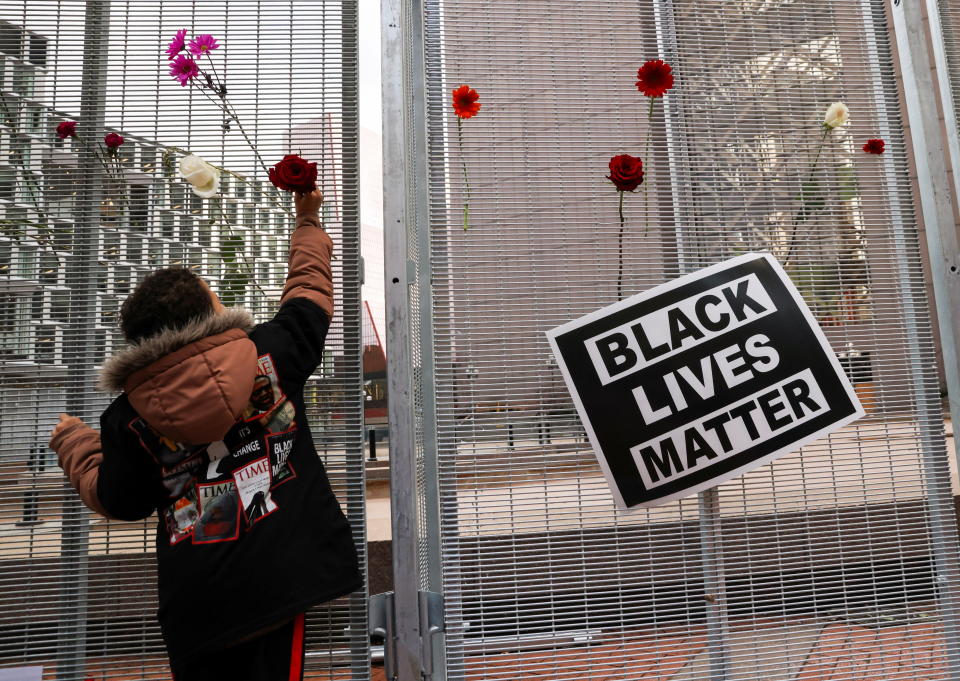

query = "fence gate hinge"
[369,591,396,680]
[418,590,445,678]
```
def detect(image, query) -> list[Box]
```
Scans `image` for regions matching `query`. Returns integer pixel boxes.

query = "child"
[49,189,361,681]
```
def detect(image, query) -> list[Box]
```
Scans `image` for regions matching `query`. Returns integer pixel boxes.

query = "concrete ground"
[36,610,944,680]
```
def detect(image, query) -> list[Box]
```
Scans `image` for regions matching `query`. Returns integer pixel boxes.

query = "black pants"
[172,613,306,681]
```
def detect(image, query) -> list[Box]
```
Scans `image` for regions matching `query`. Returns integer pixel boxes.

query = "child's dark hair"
[120,267,214,343]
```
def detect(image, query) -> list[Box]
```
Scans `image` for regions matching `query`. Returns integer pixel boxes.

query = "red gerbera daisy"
[862,138,885,155]
[635,59,674,98]
[452,85,481,119]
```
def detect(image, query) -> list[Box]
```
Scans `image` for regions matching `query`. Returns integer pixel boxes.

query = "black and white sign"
[547,253,864,510]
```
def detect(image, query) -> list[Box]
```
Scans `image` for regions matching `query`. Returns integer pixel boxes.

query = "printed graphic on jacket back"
[131,352,299,545]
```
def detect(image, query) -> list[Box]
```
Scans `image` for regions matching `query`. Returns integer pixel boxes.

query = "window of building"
[30,288,42,318]
[14,245,35,279]
[35,325,55,363]
[27,33,46,67]
[0,22,23,59]
[169,243,185,266]
[129,185,149,228]
[126,234,142,263]
[0,94,17,129]
[101,230,121,261]
[52,223,72,252]
[169,182,184,210]
[148,240,163,266]
[93,264,107,292]
[180,215,194,243]
[160,212,174,239]
[22,105,40,134]
[38,252,58,284]
[0,165,16,201]
[49,288,69,322]
[12,63,34,97]
[9,135,29,167]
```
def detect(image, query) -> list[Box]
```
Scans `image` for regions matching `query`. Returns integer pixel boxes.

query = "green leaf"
[837,165,859,201]
[798,179,825,209]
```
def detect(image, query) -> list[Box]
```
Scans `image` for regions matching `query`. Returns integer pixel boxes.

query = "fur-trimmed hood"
[98,307,260,445]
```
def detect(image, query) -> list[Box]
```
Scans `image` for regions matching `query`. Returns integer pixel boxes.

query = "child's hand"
[295,189,324,220]
[49,414,86,452]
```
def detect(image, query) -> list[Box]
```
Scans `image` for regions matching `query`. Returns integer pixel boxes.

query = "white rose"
[179,154,221,198]
[823,102,849,129]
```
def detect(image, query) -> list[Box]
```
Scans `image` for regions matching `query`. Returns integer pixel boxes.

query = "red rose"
[57,121,76,139]
[636,59,674,98]
[104,133,124,148]
[452,85,481,119]
[862,138,885,155]
[607,154,644,192]
[268,154,318,193]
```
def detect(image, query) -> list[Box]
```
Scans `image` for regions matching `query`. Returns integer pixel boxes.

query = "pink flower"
[56,121,76,139]
[165,29,187,60]
[169,55,199,86]
[188,34,219,56]
[104,133,124,149]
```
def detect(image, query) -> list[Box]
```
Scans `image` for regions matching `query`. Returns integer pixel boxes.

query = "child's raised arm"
[280,189,333,319]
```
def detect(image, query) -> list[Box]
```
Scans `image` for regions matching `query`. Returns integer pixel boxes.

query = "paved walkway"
[23,618,949,680]
[458,618,946,680]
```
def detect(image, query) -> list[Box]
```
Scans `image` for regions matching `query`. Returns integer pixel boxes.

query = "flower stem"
[618,190,625,299]
[191,77,272,180]
[212,199,268,300]
[640,96,656,236]
[807,126,830,184]
[457,117,471,230]
[784,126,831,268]
[643,96,656,162]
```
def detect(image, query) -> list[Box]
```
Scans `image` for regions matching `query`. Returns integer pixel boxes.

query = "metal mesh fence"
[0,2,367,679]
[407,0,960,678]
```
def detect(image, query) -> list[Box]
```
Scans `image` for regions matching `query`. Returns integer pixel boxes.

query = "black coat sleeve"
[96,401,166,521]
[251,297,331,388]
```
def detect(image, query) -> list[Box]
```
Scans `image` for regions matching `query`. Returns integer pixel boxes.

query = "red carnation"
[607,154,644,192]
[862,138,885,155]
[636,59,674,98]
[56,121,76,139]
[269,154,318,193]
[452,85,481,119]
[104,133,124,149]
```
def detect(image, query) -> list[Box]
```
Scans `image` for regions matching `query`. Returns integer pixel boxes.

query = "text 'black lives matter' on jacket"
[49,214,362,666]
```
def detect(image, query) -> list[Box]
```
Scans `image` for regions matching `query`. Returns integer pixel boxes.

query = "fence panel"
[0,2,367,679]
[398,0,960,678]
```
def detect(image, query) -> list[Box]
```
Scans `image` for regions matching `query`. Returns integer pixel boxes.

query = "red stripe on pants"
[289,613,306,681]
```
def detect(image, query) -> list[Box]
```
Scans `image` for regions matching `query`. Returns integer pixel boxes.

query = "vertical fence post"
[652,1,733,679]
[416,0,447,676]
[340,1,370,677]
[889,0,960,676]
[382,0,426,677]
[56,1,111,679]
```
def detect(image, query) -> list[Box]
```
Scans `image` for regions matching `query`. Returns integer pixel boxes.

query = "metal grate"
[0,2,367,679]
[393,0,960,678]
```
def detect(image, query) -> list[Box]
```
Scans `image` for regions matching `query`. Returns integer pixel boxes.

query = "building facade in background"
[0,19,315,527]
